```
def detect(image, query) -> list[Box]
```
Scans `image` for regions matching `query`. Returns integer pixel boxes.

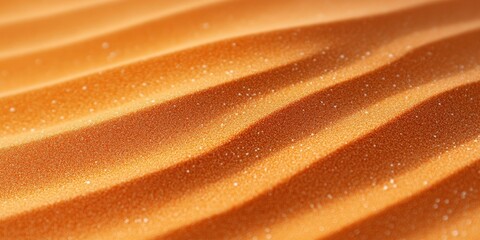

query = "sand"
[1,0,480,239]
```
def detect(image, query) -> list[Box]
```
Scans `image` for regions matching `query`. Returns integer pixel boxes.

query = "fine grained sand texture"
[1,0,480,239]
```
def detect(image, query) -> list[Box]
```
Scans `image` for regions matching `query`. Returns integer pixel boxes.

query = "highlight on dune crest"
[1,0,480,239]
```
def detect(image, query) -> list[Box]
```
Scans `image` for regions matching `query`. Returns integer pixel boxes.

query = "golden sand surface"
[1,0,480,239]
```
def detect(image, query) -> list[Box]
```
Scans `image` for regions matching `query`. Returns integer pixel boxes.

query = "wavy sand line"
[1,64,478,239]
[2,1,479,139]
[0,0,471,93]
[2,15,480,219]
[0,0,115,25]
[0,0,221,59]
[322,155,480,240]
[159,81,480,240]
[1,23,478,211]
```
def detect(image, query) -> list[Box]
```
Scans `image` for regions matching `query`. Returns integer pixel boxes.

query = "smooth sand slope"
[1,0,480,239]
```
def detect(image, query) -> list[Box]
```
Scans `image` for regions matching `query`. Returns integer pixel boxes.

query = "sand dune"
[1,0,479,239]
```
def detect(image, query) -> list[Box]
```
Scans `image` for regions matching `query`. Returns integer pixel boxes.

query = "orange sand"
[1,0,480,239]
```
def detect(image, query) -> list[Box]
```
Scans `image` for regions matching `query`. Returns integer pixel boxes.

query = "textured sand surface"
[1,0,480,239]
